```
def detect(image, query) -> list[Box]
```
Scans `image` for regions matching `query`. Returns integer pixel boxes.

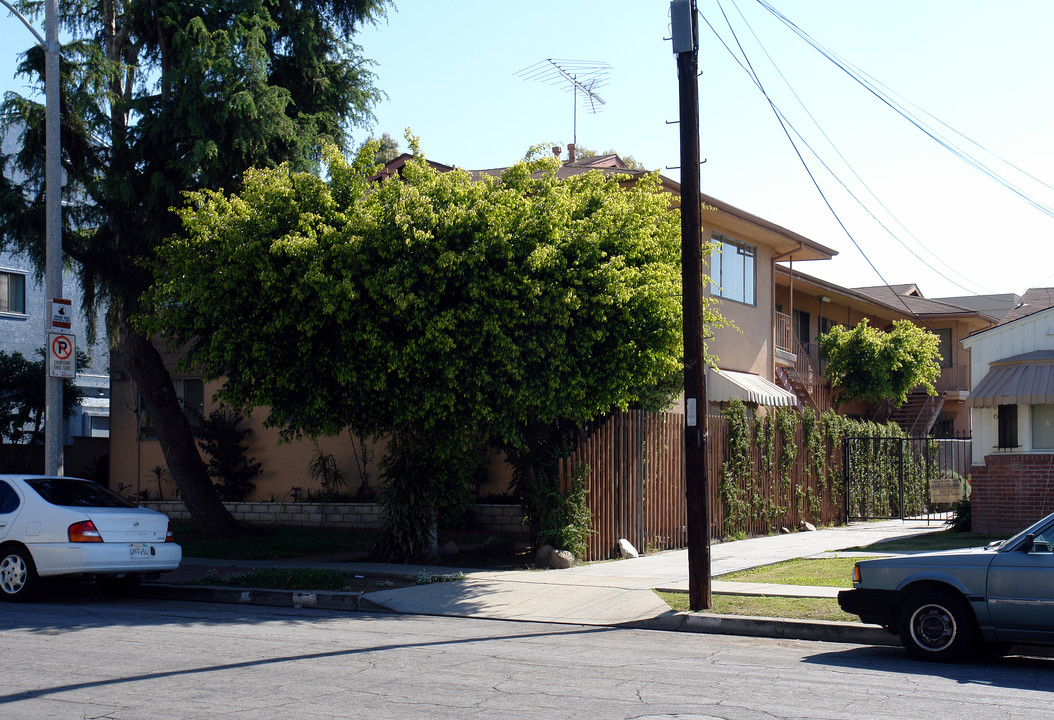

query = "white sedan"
[0,474,182,601]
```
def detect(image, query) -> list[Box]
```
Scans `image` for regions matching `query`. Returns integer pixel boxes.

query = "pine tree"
[0,0,391,535]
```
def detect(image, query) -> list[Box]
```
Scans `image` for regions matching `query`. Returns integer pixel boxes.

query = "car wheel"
[0,547,40,602]
[899,591,975,662]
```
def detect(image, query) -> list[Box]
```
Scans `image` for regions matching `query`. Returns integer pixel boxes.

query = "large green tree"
[818,319,942,408]
[0,0,389,535]
[144,143,696,554]
[0,350,83,472]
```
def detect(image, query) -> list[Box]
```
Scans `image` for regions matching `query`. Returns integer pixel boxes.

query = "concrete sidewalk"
[142,518,950,645]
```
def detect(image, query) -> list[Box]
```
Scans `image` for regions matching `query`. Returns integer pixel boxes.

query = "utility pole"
[2,0,65,477]
[671,0,710,610]
[43,0,64,476]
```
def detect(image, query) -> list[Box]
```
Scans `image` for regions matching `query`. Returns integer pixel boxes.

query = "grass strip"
[187,567,356,591]
[174,523,376,560]
[717,556,866,588]
[656,591,859,622]
[845,529,1005,553]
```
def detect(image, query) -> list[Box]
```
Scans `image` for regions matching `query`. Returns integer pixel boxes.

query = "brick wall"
[971,454,1054,535]
[145,501,528,538]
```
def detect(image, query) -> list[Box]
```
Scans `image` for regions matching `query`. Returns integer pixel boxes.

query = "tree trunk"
[113,319,239,537]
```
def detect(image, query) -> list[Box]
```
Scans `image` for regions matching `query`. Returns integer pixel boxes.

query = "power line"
[704,0,992,296]
[702,0,931,316]
[753,0,1054,223]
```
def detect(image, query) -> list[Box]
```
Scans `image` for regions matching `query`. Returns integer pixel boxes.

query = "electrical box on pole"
[671,0,711,611]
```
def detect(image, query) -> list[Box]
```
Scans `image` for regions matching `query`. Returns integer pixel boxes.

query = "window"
[178,379,205,423]
[1032,404,1054,450]
[0,481,20,514]
[997,404,1018,449]
[0,269,26,314]
[709,234,756,306]
[139,378,205,438]
[83,415,110,438]
[25,477,136,508]
[793,310,811,345]
[933,328,953,368]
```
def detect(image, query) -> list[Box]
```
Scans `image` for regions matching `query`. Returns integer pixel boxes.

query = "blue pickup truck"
[838,511,1054,661]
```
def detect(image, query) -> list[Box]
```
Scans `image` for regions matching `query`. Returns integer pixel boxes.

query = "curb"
[137,583,898,646]
[658,612,899,646]
[136,583,376,612]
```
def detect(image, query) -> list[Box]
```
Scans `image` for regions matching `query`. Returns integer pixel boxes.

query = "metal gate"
[844,434,971,521]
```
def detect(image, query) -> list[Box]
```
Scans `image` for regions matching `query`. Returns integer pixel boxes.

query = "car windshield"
[998,511,1054,550]
[25,478,137,509]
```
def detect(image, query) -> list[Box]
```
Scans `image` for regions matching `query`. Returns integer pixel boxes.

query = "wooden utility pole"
[671,0,711,610]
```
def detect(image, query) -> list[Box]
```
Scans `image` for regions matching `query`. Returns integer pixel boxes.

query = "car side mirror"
[1020,534,1035,553]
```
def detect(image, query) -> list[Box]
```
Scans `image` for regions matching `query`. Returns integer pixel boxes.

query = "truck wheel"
[0,547,39,602]
[899,591,975,662]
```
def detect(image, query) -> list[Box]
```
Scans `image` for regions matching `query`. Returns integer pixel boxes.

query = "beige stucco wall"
[701,219,774,378]
[109,373,519,502]
[110,374,387,501]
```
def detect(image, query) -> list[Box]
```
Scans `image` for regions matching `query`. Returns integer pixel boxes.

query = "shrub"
[947,498,972,533]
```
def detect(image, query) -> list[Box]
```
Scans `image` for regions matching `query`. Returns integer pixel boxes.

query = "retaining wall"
[144,501,528,537]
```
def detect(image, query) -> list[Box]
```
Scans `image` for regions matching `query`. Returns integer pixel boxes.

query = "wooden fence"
[560,410,846,561]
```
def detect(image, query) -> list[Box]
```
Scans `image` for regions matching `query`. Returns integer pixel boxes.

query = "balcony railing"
[774,311,831,412]
[775,311,793,354]
[936,363,970,394]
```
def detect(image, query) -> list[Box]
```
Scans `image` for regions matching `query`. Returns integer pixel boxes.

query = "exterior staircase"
[878,391,946,435]
[773,311,831,412]
[776,365,817,411]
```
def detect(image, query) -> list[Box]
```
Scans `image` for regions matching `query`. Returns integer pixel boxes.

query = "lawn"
[172,522,532,569]
[657,527,1007,619]
[718,556,863,588]
[656,591,858,622]
[173,522,377,560]
[844,530,1005,553]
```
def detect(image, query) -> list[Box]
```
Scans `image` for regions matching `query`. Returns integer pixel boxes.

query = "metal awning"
[966,350,1054,408]
[708,368,798,407]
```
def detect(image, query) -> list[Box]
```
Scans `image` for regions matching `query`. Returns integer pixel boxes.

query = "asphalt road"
[3,595,1052,719]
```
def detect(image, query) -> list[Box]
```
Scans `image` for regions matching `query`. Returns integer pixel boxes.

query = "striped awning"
[708,368,798,407]
[966,350,1054,408]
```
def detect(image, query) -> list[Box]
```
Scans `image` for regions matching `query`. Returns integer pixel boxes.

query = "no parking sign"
[48,332,76,378]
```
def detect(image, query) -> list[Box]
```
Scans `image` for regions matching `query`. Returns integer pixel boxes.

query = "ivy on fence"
[716,402,941,540]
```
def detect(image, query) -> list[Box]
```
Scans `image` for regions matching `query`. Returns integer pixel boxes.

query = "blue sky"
[3,1,1052,299]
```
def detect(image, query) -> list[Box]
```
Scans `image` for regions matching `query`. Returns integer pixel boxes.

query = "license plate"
[129,544,150,559]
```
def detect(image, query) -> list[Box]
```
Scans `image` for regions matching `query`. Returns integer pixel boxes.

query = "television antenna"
[517,58,611,147]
